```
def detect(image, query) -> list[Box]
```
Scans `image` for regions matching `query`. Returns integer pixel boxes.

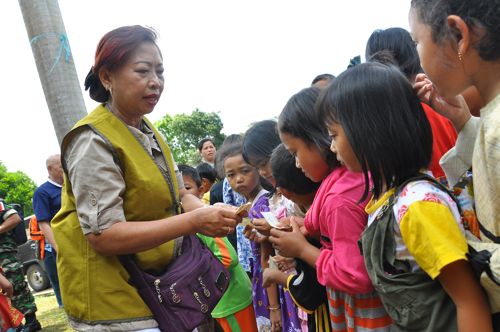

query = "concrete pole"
[19,0,87,145]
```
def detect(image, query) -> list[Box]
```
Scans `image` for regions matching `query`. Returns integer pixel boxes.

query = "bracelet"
[267,305,280,311]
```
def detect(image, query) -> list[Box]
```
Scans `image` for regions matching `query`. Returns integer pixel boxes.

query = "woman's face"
[105,42,164,123]
[224,154,260,199]
[279,132,330,182]
[200,141,216,163]
[327,122,362,173]
[409,7,467,98]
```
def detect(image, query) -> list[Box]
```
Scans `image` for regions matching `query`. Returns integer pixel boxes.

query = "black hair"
[214,134,243,179]
[178,164,201,187]
[316,62,432,200]
[278,87,339,169]
[311,73,335,86]
[242,120,281,167]
[196,162,217,183]
[411,0,500,61]
[220,142,273,192]
[218,143,244,170]
[365,27,423,80]
[271,144,320,195]
[197,138,215,152]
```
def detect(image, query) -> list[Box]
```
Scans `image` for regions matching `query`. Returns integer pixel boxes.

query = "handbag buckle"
[193,291,209,313]
[198,276,211,298]
[169,282,181,303]
[154,279,163,303]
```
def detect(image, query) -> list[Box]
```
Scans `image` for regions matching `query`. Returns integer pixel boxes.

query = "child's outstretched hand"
[268,218,305,258]
[252,218,272,236]
[244,224,266,244]
[0,274,13,298]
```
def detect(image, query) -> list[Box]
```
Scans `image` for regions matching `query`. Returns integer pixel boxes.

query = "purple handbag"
[120,234,230,331]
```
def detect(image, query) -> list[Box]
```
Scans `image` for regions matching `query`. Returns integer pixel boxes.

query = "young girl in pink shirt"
[269,87,392,331]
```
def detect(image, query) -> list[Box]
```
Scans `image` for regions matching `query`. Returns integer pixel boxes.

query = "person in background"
[32,154,63,308]
[365,27,457,184]
[52,25,239,331]
[196,162,218,204]
[0,200,40,332]
[198,138,217,167]
[310,73,334,88]
[178,164,203,198]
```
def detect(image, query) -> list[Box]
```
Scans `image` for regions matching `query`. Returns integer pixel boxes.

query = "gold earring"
[458,52,463,61]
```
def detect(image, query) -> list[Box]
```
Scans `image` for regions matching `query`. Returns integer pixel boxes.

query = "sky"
[1,0,411,185]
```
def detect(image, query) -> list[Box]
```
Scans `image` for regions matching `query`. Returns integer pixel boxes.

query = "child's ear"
[446,15,470,55]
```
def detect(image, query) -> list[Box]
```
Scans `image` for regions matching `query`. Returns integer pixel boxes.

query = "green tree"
[0,161,37,216]
[155,109,226,165]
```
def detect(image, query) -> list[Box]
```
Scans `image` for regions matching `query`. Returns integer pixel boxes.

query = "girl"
[221,142,281,331]
[269,87,392,331]
[409,0,500,272]
[241,124,303,331]
[316,62,492,331]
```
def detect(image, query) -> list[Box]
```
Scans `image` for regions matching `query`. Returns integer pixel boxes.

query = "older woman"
[52,25,239,331]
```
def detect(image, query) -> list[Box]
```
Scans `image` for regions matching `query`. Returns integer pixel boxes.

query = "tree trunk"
[19,0,87,146]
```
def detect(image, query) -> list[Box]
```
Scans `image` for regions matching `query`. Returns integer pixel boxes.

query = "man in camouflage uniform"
[0,199,41,331]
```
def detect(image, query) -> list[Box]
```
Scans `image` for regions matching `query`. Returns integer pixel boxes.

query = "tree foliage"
[155,109,226,165]
[0,161,37,216]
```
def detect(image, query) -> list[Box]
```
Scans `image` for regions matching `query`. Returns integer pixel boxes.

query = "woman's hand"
[270,307,282,332]
[269,218,306,258]
[192,206,240,238]
[252,218,272,236]
[413,73,471,132]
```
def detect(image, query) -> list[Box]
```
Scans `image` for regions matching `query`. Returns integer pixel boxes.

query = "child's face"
[254,159,276,188]
[409,7,466,98]
[279,132,330,182]
[182,175,201,198]
[224,155,260,199]
[327,122,361,172]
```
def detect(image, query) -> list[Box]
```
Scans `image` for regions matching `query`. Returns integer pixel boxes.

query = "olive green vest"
[360,176,457,331]
[52,105,180,324]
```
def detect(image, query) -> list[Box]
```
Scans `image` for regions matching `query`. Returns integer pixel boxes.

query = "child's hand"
[270,308,282,332]
[0,274,13,298]
[269,218,306,258]
[252,218,271,236]
[244,224,266,243]
[262,268,276,288]
[273,255,296,272]
[413,73,471,131]
[290,216,304,227]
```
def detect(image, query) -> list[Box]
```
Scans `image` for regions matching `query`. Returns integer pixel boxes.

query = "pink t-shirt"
[304,166,373,294]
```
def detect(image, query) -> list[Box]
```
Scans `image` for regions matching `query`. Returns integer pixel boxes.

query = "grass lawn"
[34,290,72,331]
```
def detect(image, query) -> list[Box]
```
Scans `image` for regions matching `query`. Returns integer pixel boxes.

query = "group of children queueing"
[178,1,499,330]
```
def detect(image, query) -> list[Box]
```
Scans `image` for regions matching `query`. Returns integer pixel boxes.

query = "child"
[196,162,218,204]
[269,87,392,331]
[0,272,23,332]
[179,164,203,198]
[264,143,330,332]
[410,2,500,320]
[179,165,257,331]
[220,143,274,330]
[241,121,302,331]
[196,234,257,332]
[365,26,457,185]
[316,62,492,331]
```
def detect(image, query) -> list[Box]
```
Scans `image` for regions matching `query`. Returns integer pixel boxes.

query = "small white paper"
[261,211,280,228]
